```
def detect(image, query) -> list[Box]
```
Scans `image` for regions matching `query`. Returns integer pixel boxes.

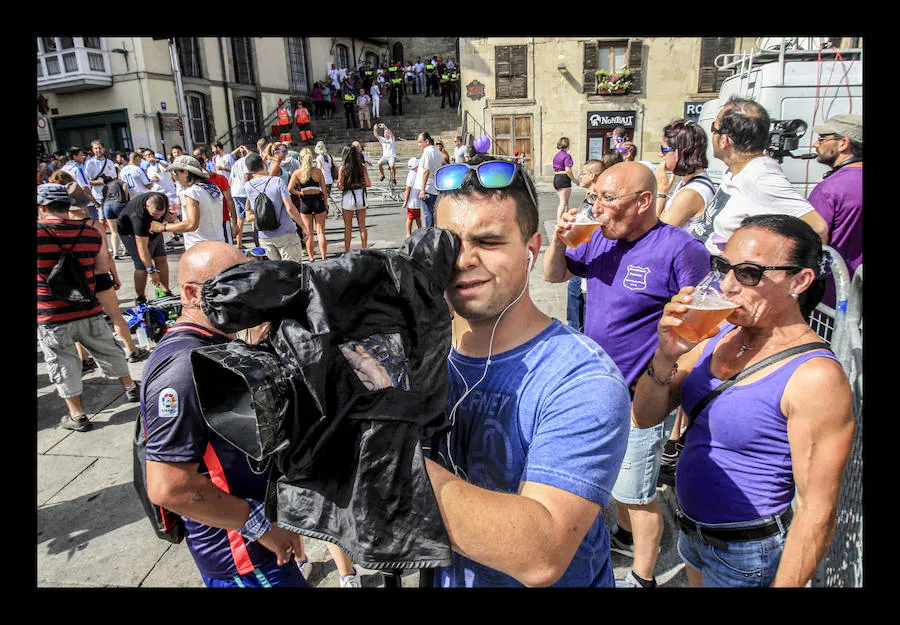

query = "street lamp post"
[167,38,194,151]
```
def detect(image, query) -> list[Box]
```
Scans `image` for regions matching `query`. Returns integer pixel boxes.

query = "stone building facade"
[458,36,761,179]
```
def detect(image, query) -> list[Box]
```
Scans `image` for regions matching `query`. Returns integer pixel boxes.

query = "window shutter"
[698,37,719,92]
[714,37,735,90]
[583,41,598,94]
[495,45,511,99]
[510,46,528,98]
[627,39,643,93]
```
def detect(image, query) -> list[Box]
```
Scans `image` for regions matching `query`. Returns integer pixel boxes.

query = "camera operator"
[688,96,827,254]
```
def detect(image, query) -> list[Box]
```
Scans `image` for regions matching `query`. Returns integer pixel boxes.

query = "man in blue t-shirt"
[428,154,631,587]
[143,241,309,588]
[543,161,710,588]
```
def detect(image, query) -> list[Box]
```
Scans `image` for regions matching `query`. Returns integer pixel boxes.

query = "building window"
[287,37,308,93]
[335,44,349,69]
[185,92,210,145]
[177,37,203,78]
[232,37,255,85]
[236,97,259,138]
[596,40,627,73]
[87,53,105,72]
[37,60,43,77]
[42,37,57,53]
[59,37,75,50]
[45,56,60,75]
[699,37,735,93]
[495,45,527,100]
[62,52,78,73]
[392,42,403,64]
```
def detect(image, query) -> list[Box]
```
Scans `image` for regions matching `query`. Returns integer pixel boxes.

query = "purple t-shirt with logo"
[808,165,862,306]
[566,221,710,387]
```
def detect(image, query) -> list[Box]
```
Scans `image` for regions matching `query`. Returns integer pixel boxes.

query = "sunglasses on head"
[710,255,803,287]
[660,145,676,153]
[435,160,538,208]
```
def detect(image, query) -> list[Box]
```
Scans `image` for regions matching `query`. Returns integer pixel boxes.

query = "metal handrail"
[215,100,286,150]
[461,110,505,156]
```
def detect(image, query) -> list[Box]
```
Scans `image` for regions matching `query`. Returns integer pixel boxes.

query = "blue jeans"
[611,410,676,505]
[201,559,310,588]
[676,511,790,587]
[566,277,585,332]
[421,192,437,228]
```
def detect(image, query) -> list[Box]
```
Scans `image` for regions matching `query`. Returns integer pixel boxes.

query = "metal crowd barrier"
[808,247,863,588]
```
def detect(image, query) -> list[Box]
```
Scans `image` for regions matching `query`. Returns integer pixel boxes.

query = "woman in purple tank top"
[551,137,579,219]
[630,214,855,588]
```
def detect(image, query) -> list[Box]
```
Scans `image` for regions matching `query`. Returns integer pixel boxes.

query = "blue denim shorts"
[610,409,676,505]
[233,196,247,219]
[676,512,789,587]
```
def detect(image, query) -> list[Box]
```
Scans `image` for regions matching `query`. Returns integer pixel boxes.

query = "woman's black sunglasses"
[710,255,803,287]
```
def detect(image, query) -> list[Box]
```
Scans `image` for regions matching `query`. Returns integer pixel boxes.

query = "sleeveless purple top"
[676,323,838,523]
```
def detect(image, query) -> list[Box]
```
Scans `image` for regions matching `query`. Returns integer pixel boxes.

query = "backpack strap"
[685,341,834,433]
[37,220,89,280]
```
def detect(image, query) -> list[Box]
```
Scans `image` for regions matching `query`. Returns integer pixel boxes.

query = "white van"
[697,40,862,198]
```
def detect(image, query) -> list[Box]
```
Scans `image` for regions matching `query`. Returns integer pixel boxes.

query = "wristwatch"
[656,193,669,200]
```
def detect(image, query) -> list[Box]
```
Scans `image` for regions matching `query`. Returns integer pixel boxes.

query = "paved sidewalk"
[37,185,686,587]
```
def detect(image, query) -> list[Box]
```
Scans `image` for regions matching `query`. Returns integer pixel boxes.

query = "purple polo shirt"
[553,150,574,173]
[566,221,710,387]
[808,165,862,306]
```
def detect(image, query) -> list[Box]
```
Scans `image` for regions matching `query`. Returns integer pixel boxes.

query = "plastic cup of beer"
[673,271,739,342]
[560,202,603,249]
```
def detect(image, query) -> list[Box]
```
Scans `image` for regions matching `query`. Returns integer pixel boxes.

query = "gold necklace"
[736,327,813,358]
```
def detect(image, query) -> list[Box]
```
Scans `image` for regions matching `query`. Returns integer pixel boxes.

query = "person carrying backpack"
[37,183,141,433]
[242,152,306,262]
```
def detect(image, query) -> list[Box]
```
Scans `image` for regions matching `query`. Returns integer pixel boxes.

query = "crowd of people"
[36,93,861,589]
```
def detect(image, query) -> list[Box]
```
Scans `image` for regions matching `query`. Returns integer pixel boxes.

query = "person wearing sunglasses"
[423,154,630,587]
[655,119,716,230]
[631,214,854,587]
[692,96,828,255]
[807,114,863,308]
[543,160,710,588]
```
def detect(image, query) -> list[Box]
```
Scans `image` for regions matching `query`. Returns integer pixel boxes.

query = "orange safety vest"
[295,107,310,124]
[277,108,290,125]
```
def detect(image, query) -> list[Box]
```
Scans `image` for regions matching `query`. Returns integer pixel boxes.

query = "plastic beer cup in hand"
[560,202,603,249]
[673,271,739,342]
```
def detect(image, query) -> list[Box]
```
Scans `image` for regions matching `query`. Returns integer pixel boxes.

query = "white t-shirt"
[229,156,248,197]
[84,156,118,203]
[357,94,371,111]
[316,154,335,185]
[404,169,420,209]
[119,164,152,194]
[378,135,396,158]
[181,182,227,250]
[214,153,236,175]
[690,156,815,254]
[416,145,443,195]
[453,144,470,163]
[146,162,177,199]
[370,84,381,100]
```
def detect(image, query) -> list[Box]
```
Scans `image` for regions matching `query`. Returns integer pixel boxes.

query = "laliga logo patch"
[158,388,179,418]
[623,265,650,291]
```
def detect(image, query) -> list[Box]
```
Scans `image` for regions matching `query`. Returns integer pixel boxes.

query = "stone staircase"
[286,90,461,161]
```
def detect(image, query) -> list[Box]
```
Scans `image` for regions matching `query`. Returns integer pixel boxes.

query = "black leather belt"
[676,507,793,549]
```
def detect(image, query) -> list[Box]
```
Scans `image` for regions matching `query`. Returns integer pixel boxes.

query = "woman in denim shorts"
[630,215,855,587]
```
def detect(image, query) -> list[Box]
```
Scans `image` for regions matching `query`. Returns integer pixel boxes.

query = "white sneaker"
[295,558,312,580]
[340,567,362,588]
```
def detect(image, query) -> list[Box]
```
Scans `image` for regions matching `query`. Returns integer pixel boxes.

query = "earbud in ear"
[527,250,534,270]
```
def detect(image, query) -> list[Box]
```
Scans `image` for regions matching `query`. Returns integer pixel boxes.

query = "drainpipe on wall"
[218,37,235,149]
[168,38,194,151]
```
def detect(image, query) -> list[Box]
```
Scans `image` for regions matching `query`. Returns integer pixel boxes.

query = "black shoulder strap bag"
[685,342,834,434]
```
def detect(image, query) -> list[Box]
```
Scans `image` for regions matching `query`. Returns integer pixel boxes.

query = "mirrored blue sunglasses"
[435,160,538,208]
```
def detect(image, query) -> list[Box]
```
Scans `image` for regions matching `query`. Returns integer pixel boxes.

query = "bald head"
[602,161,657,196]
[179,241,247,288]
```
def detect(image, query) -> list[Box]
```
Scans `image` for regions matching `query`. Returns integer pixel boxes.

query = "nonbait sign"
[587,111,635,129]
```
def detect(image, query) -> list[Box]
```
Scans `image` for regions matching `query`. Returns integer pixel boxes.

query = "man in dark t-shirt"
[116,192,171,303]
[143,241,308,587]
